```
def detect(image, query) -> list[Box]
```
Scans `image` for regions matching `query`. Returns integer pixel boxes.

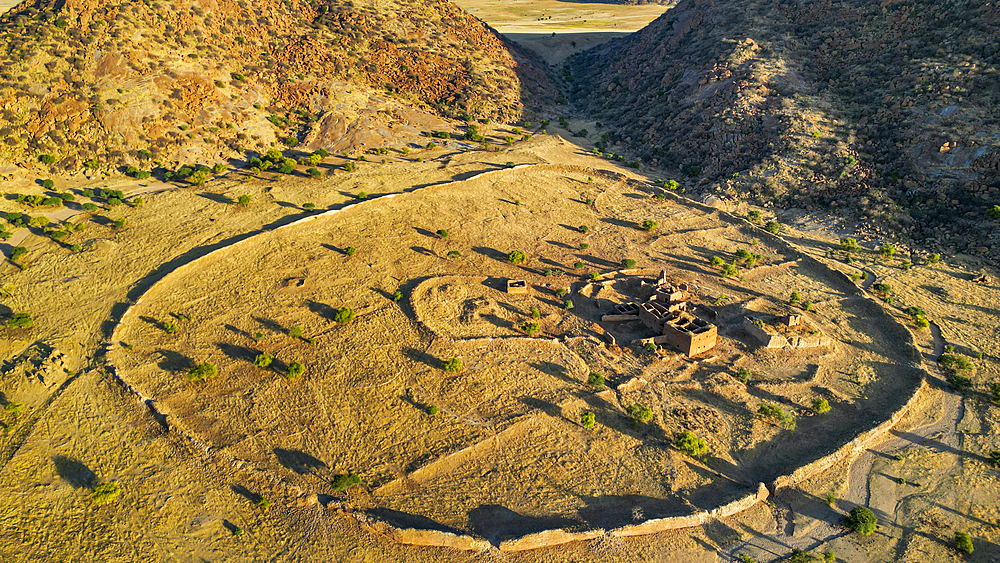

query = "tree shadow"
[600,217,638,230]
[529,361,577,385]
[273,448,327,475]
[230,484,262,503]
[52,456,97,489]
[216,342,260,363]
[518,396,563,419]
[154,349,194,371]
[253,316,286,334]
[546,240,578,250]
[410,246,436,257]
[306,300,338,321]
[471,246,508,262]
[402,347,441,370]
[366,508,464,534]
[413,227,440,239]
[224,324,256,341]
[197,192,234,205]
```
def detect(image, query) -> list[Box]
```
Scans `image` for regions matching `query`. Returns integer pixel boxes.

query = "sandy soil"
[1,134,998,562]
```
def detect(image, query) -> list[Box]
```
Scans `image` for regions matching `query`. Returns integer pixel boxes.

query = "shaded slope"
[572,0,1000,257]
[0,0,555,170]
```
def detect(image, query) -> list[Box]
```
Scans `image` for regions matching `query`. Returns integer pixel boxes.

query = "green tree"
[334,307,355,324]
[710,256,724,267]
[628,403,653,423]
[581,411,595,429]
[642,219,658,232]
[6,312,33,328]
[443,357,463,373]
[254,353,273,367]
[332,472,360,491]
[520,321,541,336]
[621,258,637,268]
[675,431,708,457]
[587,372,605,389]
[845,506,877,535]
[288,325,303,338]
[507,250,526,264]
[954,531,973,555]
[237,194,252,206]
[285,361,304,380]
[765,221,780,234]
[91,482,121,506]
[187,362,218,382]
[812,398,831,414]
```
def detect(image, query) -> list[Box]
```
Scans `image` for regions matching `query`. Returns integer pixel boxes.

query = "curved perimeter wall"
[104,163,931,552]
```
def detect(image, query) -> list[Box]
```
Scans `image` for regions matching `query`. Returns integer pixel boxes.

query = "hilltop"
[0,0,554,172]
[571,0,1000,261]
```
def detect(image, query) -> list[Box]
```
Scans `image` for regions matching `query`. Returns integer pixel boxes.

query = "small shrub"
[954,531,973,555]
[6,312,33,328]
[581,411,596,429]
[621,258,637,269]
[436,229,449,238]
[334,307,355,324]
[332,472,360,491]
[507,250,526,264]
[428,405,439,415]
[343,161,356,172]
[307,167,321,178]
[4,402,23,416]
[845,506,877,535]
[443,357,463,373]
[82,203,98,212]
[789,291,802,304]
[710,256,725,267]
[237,194,252,206]
[285,361,304,380]
[256,497,272,509]
[162,321,177,334]
[589,272,600,281]
[722,263,739,277]
[302,203,316,210]
[840,238,860,253]
[39,154,56,164]
[748,210,761,223]
[446,250,462,259]
[520,321,540,336]
[587,372,605,389]
[823,492,835,507]
[530,306,541,319]
[734,367,751,382]
[344,246,356,256]
[645,341,657,352]
[812,398,831,414]
[91,482,121,506]
[925,253,940,264]
[579,243,589,250]
[187,362,218,382]
[765,221,780,234]
[288,326,303,338]
[789,549,819,563]
[758,403,796,429]
[42,179,55,189]
[578,225,589,233]
[564,300,574,310]
[627,403,653,423]
[879,243,896,259]
[675,431,708,457]
[642,219,658,232]
[392,290,403,302]
[357,191,368,200]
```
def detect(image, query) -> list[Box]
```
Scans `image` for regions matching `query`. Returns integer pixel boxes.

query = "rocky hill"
[571,0,1000,258]
[0,0,554,171]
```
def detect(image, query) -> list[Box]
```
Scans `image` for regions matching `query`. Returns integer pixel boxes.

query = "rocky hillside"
[0,0,554,171]
[572,0,1000,258]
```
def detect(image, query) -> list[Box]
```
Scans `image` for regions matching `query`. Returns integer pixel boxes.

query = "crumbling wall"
[742,317,786,348]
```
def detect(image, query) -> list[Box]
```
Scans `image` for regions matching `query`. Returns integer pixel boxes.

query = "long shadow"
[366,508,465,534]
[468,504,581,544]
[273,448,327,475]
[216,342,260,363]
[155,349,195,372]
[546,240,578,251]
[306,300,338,321]
[529,361,577,385]
[573,253,620,269]
[890,430,990,463]
[600,217,638,230]
[52,456,97,489]
[471,246,508,262]
[231,484,262,503]
[577,493,693,529]
[253,316,287,335]
[402,347,441,370]
[518,396,563,419]
[224,324,256,341]
[197,192,234,205]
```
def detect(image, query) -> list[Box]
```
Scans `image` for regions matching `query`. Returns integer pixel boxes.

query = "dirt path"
[723,322,960,561]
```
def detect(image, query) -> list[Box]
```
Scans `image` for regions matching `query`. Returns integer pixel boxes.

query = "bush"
[789,291,802,304]
[564,299,574,310]
[579,243,589,250]
[436,229,449,238]
[82,203,97,211]
[520,321,540,336]
[39,154,56,164]
[254,353,273,367]
[627,403,653,423]
[642,219,658,232]
[91,482,121,506]
[132,198,144,208]
[392,290,403,302]
[344,246,356,256]
[446,250,462,259]
[112,218,127,230]
[925,253,940,264]
[581,411,595,429]
[845,506,877,535]
[256,497,272,509]
[747,210,761,223]
[812,398,831,414]
[6,312,32,328]
[765,221,780,234]
[9,247,27,262]
[578,225,589,233]
[758,403,796,429]
[507,250,526,264]
[789,550,819,563]
[4,402,22,415]
[307,167,321,178]
[710,256,724,267]
[288,326,303,338]
[428,405,439,415]
[332,472,360,491]
[954,531,973,554]
[334,307,355,324]
[722,263,739,277]
[589,272,600,281]
[237,194,252,206]
[879,243,896,259]
[987,205,1000,220]
[187,362,218,382]
[285,361,304,380]
[839,238,860,253]
[302,203,316,210]
[42,179,55,189]
[443,357,463,373]
[734,367,751,382]
[675,431,708,457]
[162,321,177,334]
[587,372,605,389]
[343,162,356,172]
[621,258,637,268]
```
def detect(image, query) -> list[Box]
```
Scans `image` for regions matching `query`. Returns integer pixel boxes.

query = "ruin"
[506,279,528,294]
[743,311,833,350]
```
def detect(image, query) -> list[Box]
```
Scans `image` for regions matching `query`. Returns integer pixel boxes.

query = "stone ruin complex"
[742,311,833,350]
[506,279,528,295]
[601,271,719,357]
